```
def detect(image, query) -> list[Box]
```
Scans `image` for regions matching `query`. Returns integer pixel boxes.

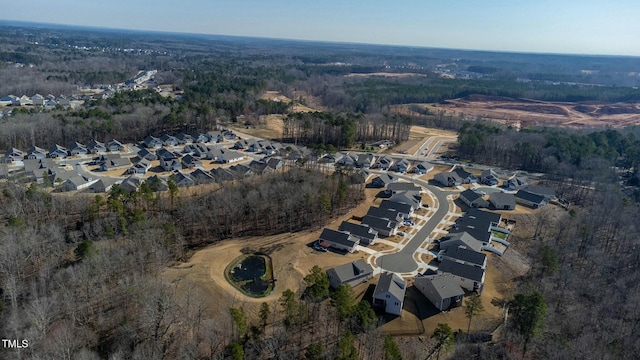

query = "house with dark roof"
[63,174,98,191]
[87,178,121,193]
[26,146,47,160]
[414,274,464,311]
[450,209,503,246]
[190,132,210,143]
[385,182,421,194]
[119,176,143,192]
[137,148,158,161]
[338,221,378,245]
[361,215,397,237]
[248,160,274,175]
[127,159,151,175]
[515,190,548,208]
[481,169,499,186]
[356,153,375,169]
[379,200,413,218]
[504,175,528,190]
[161,158,182,172]
[181,154,203,169]
[4,148,24,162]
[229,164,255,178]
[326,259,374,289]
[100,157,131,172]
[437,258,485,293]
[374,155,394,170]
[318,228,360,253]
[336,153,356,167]
[68,141,88,156]
[171,171,195,187]
[459,189,489,208]
[453,167,478,184]
[143,135,162,149]
[191,168,216,184]
[411,161,433,174]
[439,232,484,253]
[207,148,244,163]
[433,171,462,187]
[87,140,107,154]
[370,173,396,188]
[366,207,404,223]
[160,134,179,147]
[438,246,487,269]
[373,272,407,316]
[107,139,125,152]
[266,157,284,170]
[147,175,169,191]
[388,192,421,211]
[49,144,68,158]
[489,192,516,210]
[210,168,237,182]
[175,133,194,144]
[522,185,555,199]
[392,158,411,173]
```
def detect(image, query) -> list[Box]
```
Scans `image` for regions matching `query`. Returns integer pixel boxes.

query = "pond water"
[228,254,273,297]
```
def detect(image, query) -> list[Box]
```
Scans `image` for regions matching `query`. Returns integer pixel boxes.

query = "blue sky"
[3,0,639,56]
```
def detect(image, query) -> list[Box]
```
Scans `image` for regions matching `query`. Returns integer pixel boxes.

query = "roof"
[460,189,483,203]
[440,231,483,253]
[453,167,474,179]
[374,272,406,301]
[441,246,486,266]
[489,192,516,207]
[515,190,546,204]
[372,173,395,185]
[338,221,378,240]
[379,199,412,215]
[361,215,394,232]
[452,209,501,243]
[415,274,465,299]
[522,185,555,198]
[366,207,401,221]
[319,228,359,248]
[388,193,420,209]
[386,182,421,192]
[438,258,485,282]
[327,259,374,284]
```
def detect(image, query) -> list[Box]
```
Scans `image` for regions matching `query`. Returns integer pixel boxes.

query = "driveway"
[375,174,452,273]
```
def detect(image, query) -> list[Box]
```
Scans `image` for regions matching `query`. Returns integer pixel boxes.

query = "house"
[481,169,499,186]
[143,135,162,149]
[438,232,484,253]
[49,144,68,158]
[414,274,464,311]
[386,182,421,195]
[266,157,284,170]
[4,148,24,162]
[182,143,209,158]
[370,173,396,188]
[458,189,489,208]
[171,171,195,187]
[411,161,433,174]
[32,94,44,106]
[229,164,255,178]
[392,158,411,173]
[248,160,274,175]
[207,148,244,163]
[374,155,394,170]
[438,246,487,269]
[336,153,357,167]
[119,176,143,192]
[373,272,406,316]
[453,167,477,183]
[205,131,223,143]
[515,190,548,209]
[388,192,421,211]
[128,159,151,175]
[437,258,485,293]
[146,175,169,191]
[137,148,158,161]
[43,99,58,110]
[68,141,88,156]
[160,134,179,147]
[356,153,375,169]
[321,152,344,164]
[450,209,503,246]
[107,139,125,152]
[26,146,47,160]
[87,140,107,154]
[338,221,378,245]
[361,215,397,237]
[366,207,405,223]
[521,185,555,200]
[100,157,131,172]
[433,172,462,187]
[175,133,193,144]
[190,168,216,184]
[87,178,121,193]
[379,200,413,218]
[190,132,209,143]
[504,176,528,190]
[489,192,516,210]
[318,228,360,253]
[181,154,203,169]
[161,158,182,172]
[326,259,374,289]
[220,129,237,141]
[62,175,98,191]
[210,167,237,182]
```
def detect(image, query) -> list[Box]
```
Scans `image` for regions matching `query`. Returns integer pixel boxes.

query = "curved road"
[375,174,452,273]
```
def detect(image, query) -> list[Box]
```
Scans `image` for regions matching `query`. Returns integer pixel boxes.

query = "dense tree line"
[283,111,411,149]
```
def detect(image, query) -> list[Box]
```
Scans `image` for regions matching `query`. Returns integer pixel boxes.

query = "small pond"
[226,253,275,297]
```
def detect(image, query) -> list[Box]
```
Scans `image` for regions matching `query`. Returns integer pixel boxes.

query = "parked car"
[404,220,415,226]
[313,241,328,252]
[397,232,405,236]
[422,204,430,208]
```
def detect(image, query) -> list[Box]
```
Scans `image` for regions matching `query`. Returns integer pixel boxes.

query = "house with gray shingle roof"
[326,259,374,289]
[160,134,179,147]
[437,258,485,293]
[107,139,125,152]
[361,215,397,237]
[68,141,88,156]
[26,146,47,160]
[4,148,24,162]
[318,228,360,253]
[87,140,107,154]
[370,173,396,188]
[489,192,516,210]
[414,274,464,311]
[373,272,406,316]
[515,190,547,208]
[338,221,378,245]
[459,189,489,208]
[438,245,487,269]
[49,144,68,159]
[143,135,162,149]
[181,154,203,169]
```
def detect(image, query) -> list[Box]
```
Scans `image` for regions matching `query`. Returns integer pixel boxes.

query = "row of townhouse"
[4,140,126,163]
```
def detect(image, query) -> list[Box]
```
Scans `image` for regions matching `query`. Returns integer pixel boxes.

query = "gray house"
[318,228,360,253]
[68,141,88,156]
[100,157,131,172]
[361,215,397,237]
[87,140,107,154]
[414,274,464,311]
[191,168,216,184]
[107,139,125,152]
[459,189,489,208]
[481,169,499,186]
[160,134,179,147]
[437,258,485,293]
[386,182,421,194]
[4,148,24,162]
[143,135,162,149]
[366,207,405,223]
[26,146,47,160]
[489,192,516,210]
[171,171,195,187]
[49,144,68,159]
[379,200,413,218]
[137,148,158,161]
[373,272,406,316]
[438,245,487,269]
[181,154,203,169]
[338,221,378,245]
[412,161,434,174]
[326,259,374,289]
[515,190,547,208]
[370,173,396,188]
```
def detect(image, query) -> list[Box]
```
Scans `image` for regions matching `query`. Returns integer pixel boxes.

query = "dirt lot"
[413,95,640,128]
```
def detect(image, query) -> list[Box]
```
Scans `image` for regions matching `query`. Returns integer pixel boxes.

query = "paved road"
[375,173,452,273]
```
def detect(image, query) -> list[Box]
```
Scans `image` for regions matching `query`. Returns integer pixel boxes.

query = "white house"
[373,272,406,316]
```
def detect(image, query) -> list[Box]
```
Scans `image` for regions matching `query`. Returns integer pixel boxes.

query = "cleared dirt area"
[418,95,640,128]
[345,72,428,79]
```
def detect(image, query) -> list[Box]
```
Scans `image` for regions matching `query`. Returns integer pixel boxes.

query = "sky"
[2,0,639,56]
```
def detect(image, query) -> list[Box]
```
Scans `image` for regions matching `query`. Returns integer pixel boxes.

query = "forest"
[1,21,640,359]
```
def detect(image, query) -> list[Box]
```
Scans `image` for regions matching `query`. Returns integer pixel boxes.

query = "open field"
[398,95,640,128]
